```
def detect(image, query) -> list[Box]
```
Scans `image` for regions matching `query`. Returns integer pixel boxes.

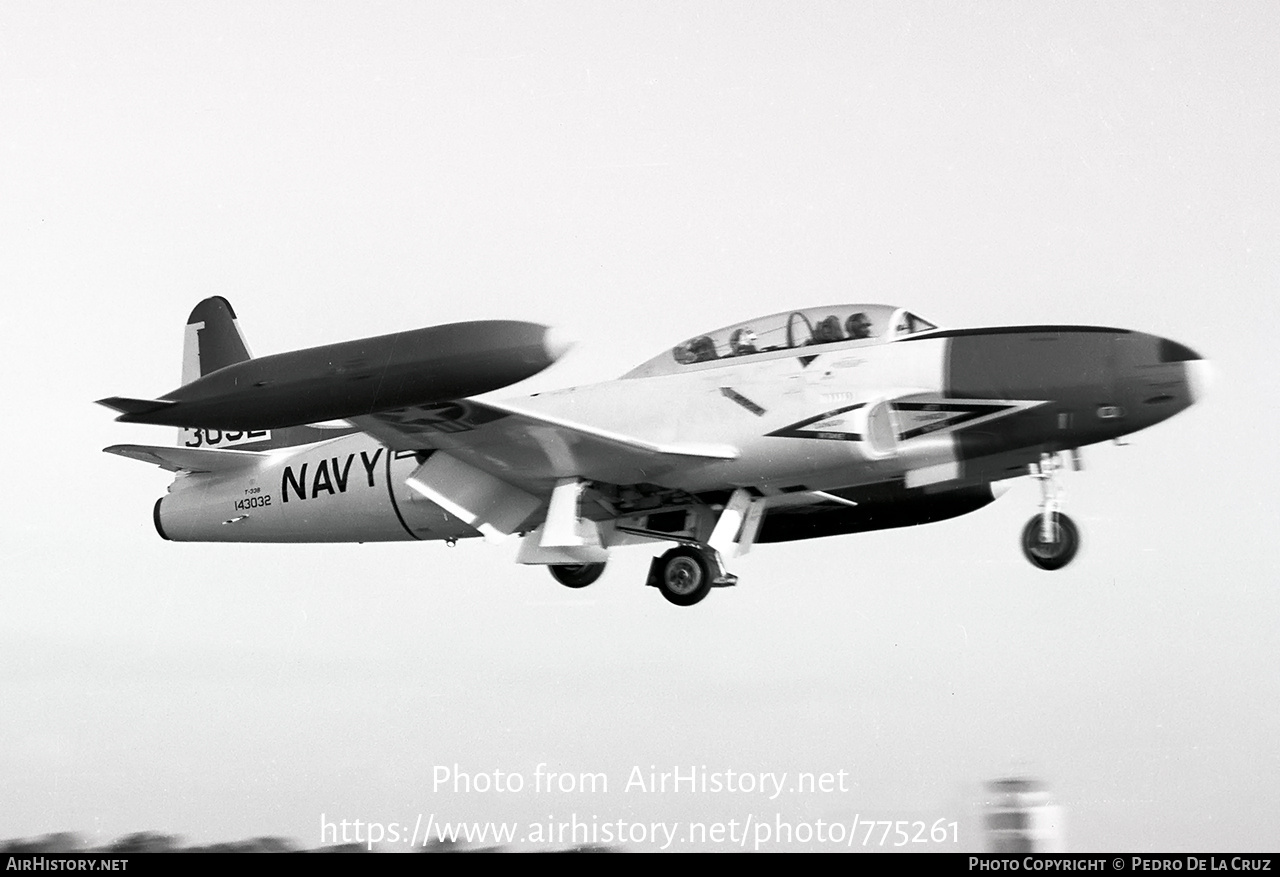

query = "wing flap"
[405,452,541,543]
[103,444,269,474]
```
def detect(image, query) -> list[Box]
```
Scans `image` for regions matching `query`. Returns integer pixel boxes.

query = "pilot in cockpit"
[729,327,759,356]
[815,316,844,343]
[845,312,873,339]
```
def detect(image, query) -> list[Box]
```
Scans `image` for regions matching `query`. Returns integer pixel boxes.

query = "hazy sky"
[2,2,1277,852]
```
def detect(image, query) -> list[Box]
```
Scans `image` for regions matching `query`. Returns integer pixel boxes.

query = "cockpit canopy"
[623,304,939,378]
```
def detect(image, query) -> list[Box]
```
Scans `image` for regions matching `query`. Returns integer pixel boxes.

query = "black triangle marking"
[894,401,1019,440]
[766,402,866,441]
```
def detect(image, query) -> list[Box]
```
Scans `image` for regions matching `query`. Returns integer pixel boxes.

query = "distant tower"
[983,777,1065,853]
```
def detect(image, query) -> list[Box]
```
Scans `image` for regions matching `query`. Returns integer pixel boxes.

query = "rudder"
[178,297,253,448]
[181,296,253,386]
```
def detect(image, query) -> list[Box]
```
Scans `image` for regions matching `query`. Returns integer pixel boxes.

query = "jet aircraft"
[100,297,1208,606]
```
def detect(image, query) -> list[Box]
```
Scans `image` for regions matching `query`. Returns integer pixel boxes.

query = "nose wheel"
[1021,452,1081,570]
[1021,512,1080,570]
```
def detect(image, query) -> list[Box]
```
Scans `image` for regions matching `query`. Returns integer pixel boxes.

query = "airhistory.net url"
[320,813,960,851]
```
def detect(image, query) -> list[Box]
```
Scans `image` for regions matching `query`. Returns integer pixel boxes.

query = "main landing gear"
[646,545,737,607]
[545,545,736,607]
[1021,451,1081,570]
[549,562,606,588]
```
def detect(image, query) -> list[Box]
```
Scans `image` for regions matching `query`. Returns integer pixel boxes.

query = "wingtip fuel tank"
[98,318,570,431]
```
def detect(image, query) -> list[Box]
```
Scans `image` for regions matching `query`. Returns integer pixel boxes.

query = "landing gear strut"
[647,545,737,607]
[1021,452,1081,570]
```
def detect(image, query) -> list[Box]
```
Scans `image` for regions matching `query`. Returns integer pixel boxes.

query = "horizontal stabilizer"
[103,444,269,474]
[96,397,177,417]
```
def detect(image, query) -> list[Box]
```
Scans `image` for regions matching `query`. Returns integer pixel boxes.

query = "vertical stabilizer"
[178,297,253,447]
[181,296,253,385]
[174,298,361,451]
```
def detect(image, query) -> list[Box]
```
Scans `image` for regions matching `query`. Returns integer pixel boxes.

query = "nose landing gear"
[1021,452,1081,570]
[1021,512,1080,570]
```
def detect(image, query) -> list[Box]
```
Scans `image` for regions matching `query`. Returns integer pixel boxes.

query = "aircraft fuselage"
[150,323,1205,548]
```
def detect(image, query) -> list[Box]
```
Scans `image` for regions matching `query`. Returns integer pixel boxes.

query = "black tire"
[1021,512,1081,571]
[655,547,713,606]
[549,562,606,589]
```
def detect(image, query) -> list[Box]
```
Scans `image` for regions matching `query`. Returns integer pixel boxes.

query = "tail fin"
[181,296,253,386]
[175,297,360,451]
[178,297,253,448]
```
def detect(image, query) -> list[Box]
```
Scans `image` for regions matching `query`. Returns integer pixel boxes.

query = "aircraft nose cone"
[541,326,576,362]
[1157,337,1203,364]
[1185,357,1213,404]
[1154,336,1210,405]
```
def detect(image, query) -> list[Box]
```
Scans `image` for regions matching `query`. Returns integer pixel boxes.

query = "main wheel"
[549,562,605,589]
[1021,512,1080,571]
[655,546,713,606]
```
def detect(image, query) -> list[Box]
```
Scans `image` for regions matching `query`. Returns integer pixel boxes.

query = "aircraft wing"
[350,398,739,494]
[104,444,269,474]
